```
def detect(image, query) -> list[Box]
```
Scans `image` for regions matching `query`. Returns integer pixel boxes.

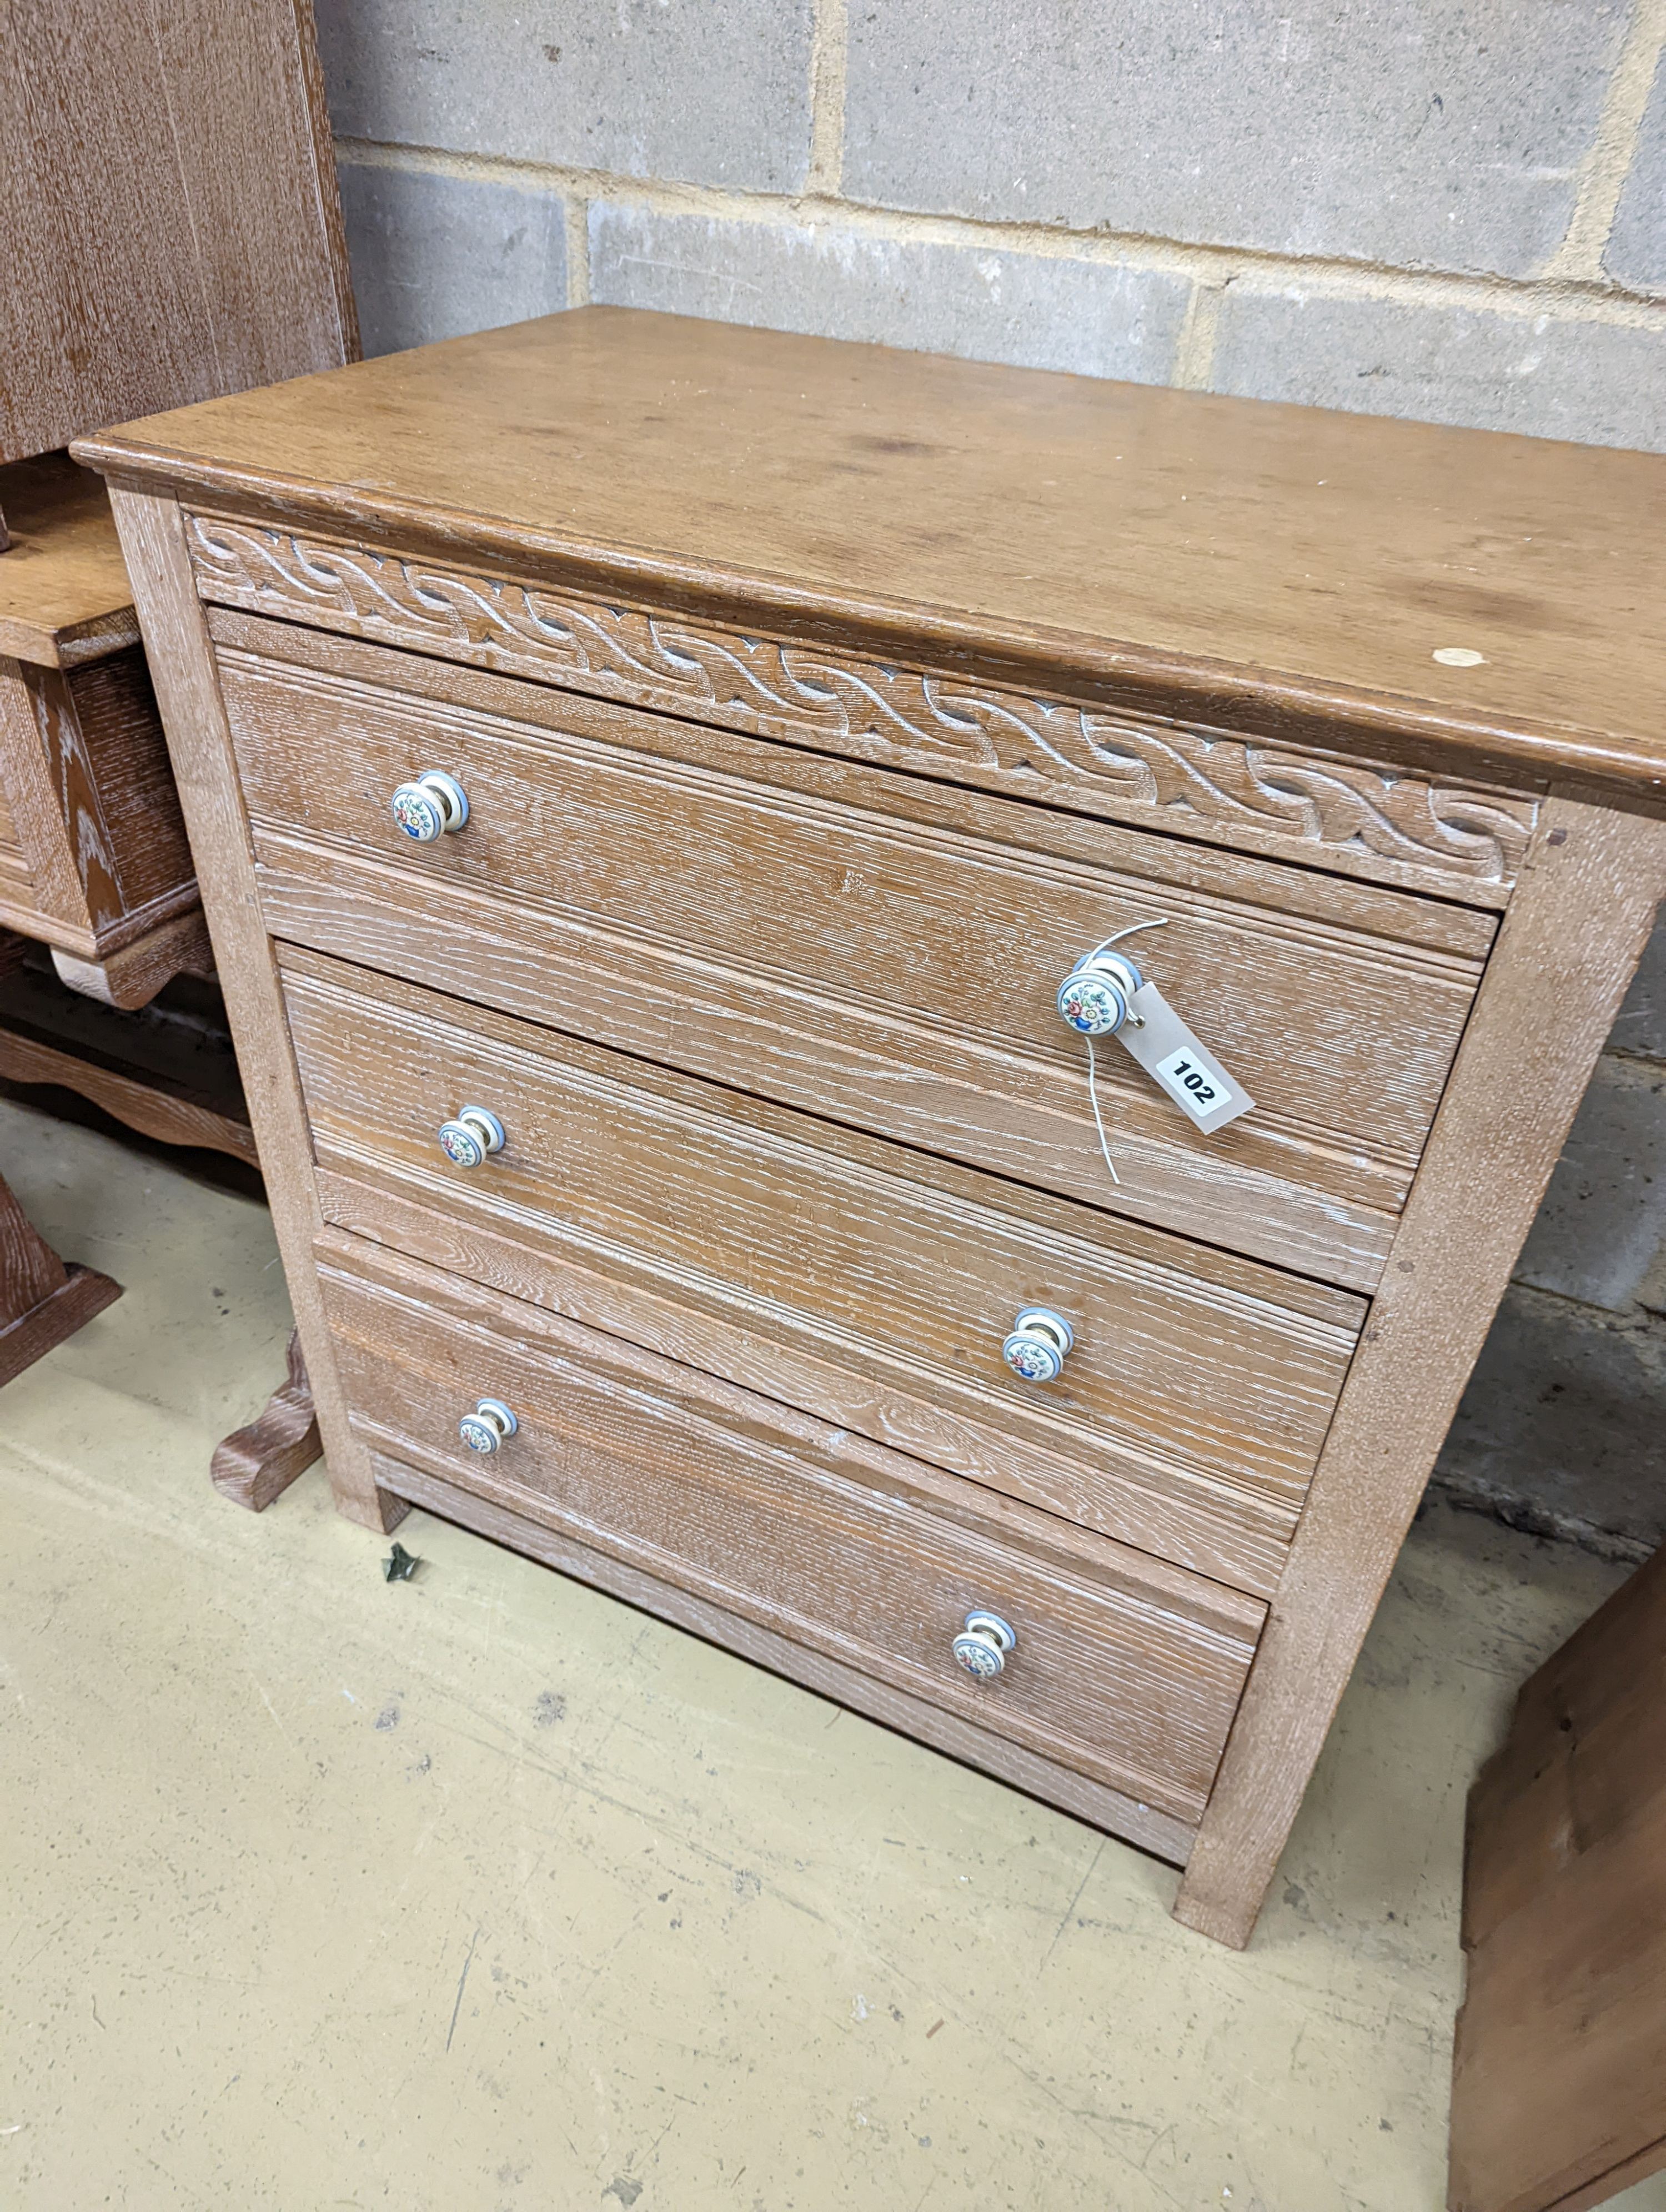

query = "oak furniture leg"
[210,1326,322,1511]
[106,484,403,1534]
[1173,797,1666,1948]
[0,1164,121,1386]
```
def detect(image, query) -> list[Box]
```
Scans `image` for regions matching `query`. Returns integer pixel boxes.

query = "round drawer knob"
[458,1397,518,1455]
[952,1610,1016,1681]
[1001,1306,1075,1382]
[1057,948,1143,1037]
[437,1105,505,1169]
[390,768,470,843]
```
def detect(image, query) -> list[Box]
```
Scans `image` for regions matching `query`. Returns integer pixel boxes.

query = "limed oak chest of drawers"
[79,308,1666,1947]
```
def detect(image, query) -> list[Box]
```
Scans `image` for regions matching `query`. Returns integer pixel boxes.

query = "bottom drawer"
[318,1230,1265,1827]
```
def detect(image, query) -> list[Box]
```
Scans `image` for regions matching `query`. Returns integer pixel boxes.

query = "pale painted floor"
[1,1092,1662,2212]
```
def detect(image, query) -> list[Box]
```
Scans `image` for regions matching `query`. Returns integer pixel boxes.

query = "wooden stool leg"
[0,1168,122,1386]
[210,1327,322,1511]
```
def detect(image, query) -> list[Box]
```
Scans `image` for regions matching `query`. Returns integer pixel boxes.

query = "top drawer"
[212,611,1496,1292]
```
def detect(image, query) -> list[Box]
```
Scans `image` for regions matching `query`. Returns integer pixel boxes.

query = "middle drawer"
[282,944,1365,1598]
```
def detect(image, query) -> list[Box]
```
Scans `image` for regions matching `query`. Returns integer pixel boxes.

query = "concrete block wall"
[314,0,1666,1555]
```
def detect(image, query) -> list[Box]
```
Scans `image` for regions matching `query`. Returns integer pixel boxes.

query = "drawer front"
[215,615,1497,1293]
[283,943,1364,1595]
[318,1231,1266,1824]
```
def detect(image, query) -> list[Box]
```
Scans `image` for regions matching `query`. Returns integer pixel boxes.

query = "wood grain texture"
[0,645,199,967]
[44,650,195,922]
[314,1164,1293,1600]
[0,780,28,884]
[319,1229,1264,1824]
[1173,797,1666,1948]
[0,454,138,667]
[102,486,399,1534]
[50,909,213,1013]
[189,514,1538,907]
[1450,1803,1666,2212]
[1463,1542,1666,1956]
[282,943,1362,1559]
[1451,1545,1666,2212]
[0,1160,68,1319]
[375,1451,1199,1867]
[0,653,96,942]
[22,657,124,932]
[87,310,1666,1944]
[0,1167,119,1382]
[0,1019,257,1166]
[216,616,1496,1288]
[71,308,1666,801]
[0,0,352,464]
[210,1329,322,1512]
[263,847,1410,1293]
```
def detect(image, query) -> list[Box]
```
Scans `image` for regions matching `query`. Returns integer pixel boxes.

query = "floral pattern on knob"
[1001,1308,1075,1384]
[1003,1335,1063,1382]
[390,769,469,844]
[952,1611,1016,1681]
[1057,971,1128,1036]
[391,782,445,842]
[437,1107,504,1170]
[458,1398,517,1455]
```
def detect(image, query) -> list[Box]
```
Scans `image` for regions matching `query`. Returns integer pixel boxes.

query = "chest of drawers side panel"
[102,483,397,1533]
[1176,796,1666,1949]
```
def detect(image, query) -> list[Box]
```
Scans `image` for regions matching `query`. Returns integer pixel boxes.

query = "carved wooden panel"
[184,512,1540,907]
[23,660,124,931]
[0,645,198,960]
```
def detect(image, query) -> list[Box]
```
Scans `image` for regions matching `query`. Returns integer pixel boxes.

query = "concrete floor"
[2,1093,1663,2212]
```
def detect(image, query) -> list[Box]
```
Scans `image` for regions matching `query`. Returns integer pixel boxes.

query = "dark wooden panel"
[1452,1549,1666,2211]
[56,648,194,920]
[319,1230,1266,1824]
[0,1166,121,1382]
[0,0,353,463]
[0,783,27,877]
[0,646,198,957]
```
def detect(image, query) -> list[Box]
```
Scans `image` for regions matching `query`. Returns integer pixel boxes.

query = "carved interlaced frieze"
[185,513,1539,892]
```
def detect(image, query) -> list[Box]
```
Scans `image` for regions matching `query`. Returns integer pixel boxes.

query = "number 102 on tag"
[1153,1045,1238,1125]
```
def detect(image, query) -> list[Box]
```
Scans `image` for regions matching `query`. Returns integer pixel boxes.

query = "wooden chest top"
[79,305,1666,800]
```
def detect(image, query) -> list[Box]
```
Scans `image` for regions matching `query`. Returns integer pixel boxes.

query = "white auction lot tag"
[1116,983,1253,1134]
